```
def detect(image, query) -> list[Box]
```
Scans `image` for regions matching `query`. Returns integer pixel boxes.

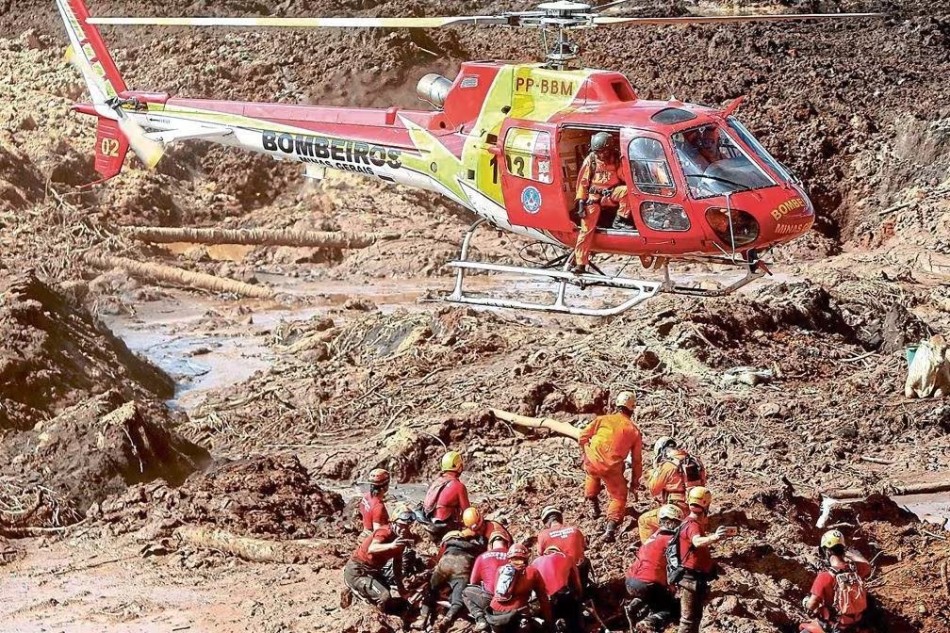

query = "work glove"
[571,200,586,221]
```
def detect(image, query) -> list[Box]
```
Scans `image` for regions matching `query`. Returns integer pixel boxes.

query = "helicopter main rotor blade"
[592,12,882,27]
[590,0,644,13]
[87,15,509,28]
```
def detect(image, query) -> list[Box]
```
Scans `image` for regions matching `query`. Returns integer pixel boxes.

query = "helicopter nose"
[769,190,815,239]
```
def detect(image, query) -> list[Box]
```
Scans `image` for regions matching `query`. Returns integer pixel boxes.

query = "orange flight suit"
[578,412,642,522]
[637,450,705,542]
[573,152,629,267]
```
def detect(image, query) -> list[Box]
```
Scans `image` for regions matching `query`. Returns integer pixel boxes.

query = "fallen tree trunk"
[490,408,580,441]
[123,226,378,249]
[84,254,275,299]
[822,479,950,501]
[175,526,332,563]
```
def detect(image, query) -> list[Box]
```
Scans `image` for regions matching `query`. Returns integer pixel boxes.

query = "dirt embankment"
[0,272,174,430]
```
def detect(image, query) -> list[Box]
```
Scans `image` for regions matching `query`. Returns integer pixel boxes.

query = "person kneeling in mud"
[625,504,684,631]
[344,510,416,614]
[413,527,485,632]
[487,544,552,632]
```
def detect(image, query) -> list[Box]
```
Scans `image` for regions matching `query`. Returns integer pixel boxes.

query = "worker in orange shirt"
[578,390,642,542]
[638,437,707,543]
[572,131,629,274]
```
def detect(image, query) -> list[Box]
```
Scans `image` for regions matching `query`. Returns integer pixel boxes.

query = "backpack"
[664,520,692,586]
[422,477,452,519]
[494,563,520,603]
[677,452,707,490]
[832,567,868,623]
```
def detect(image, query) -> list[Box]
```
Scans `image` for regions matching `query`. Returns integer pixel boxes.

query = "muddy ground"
[0,0,949,631]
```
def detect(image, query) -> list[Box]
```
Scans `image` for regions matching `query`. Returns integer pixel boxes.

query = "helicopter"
[55,0,878,316]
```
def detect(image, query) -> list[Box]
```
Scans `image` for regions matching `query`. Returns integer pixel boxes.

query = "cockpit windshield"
[672,124,775,198]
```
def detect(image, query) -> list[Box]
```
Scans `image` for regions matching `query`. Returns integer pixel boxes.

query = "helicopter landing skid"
[446,220,661,317]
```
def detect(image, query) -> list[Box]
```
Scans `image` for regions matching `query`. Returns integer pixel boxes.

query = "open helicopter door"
[495,121,569,230]
[446,121,662,317]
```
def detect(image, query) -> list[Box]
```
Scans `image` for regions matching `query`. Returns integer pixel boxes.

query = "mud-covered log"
[175,525,330,563]
[123,226,378,249]
[84,254,275,299]
[823,479,950,500]
[490,408,581,441]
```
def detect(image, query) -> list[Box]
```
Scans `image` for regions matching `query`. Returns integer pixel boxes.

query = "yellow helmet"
[658,504,684,522]
[821,530,845,550]
[687,486,712,511]
[653,436,676,458]
[440,450,463,473]
[615,390,636,411]
[462,507,483,530]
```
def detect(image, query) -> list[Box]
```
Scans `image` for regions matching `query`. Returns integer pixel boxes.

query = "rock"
[756,402,784,418]
[320,454,356,480]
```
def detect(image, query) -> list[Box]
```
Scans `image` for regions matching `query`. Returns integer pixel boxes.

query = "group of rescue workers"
[343,391,873,633]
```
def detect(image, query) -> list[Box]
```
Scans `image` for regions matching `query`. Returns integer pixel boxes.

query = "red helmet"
[507,543,529,561]
[368,468,391,486]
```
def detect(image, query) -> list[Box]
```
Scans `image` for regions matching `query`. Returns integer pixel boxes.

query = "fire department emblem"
[521,186,542,214]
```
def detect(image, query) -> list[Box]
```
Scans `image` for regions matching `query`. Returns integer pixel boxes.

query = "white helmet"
[653,436,676,458]
[615,390,636,411]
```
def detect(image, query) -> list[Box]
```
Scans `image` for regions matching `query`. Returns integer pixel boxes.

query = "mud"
[0,0,948,631]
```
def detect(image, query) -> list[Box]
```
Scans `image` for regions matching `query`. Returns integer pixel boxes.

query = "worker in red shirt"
[359,468,391,535]
[800,530,871,633]
[463,531,512,630]
[536,506,591,593]
[675,487,736,633]
[343,509,415,613]
[486,544,551,632]
[532,545,583,632]
[625,504,683,631]
[578,390,643,542]
[419,450,471,542]
[464,507,513,547]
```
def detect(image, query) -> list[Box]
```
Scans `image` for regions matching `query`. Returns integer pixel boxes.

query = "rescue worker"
[625,504,684,632]
[419,450,471,542]
[532,545,583,632]
[465,507,513,547]
[487,543,552,632]
[637,437,707,543]
[536,506,591,592]
[675,487,736,633]
[359,468,391,535]
[414,527,484,632]
[572,131,629,274]
[464,531,512,631]
[800,530,871,633]
[578,390,643,542]
[343,509,415,613]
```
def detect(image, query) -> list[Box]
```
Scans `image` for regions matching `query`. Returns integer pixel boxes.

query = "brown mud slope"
[97,455,344,542]
[0,272,174,430]
[0,390,210,533]
[183,283,949,631]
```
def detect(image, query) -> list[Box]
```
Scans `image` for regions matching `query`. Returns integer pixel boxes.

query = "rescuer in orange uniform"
[578,390,643,542]
[637,437,707,543]
[572,131,629,274]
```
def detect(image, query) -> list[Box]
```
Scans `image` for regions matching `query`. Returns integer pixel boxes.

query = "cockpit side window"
[627,137,675,197]
[671,124,775,199]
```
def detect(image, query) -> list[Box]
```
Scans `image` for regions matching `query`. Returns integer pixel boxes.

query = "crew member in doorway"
[572,131,629,275]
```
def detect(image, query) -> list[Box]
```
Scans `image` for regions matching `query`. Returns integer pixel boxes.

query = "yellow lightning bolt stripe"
[401,119,468,203]
[461,64,592,206]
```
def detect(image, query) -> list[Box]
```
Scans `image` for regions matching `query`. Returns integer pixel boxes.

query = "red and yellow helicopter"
[56,0,877,316]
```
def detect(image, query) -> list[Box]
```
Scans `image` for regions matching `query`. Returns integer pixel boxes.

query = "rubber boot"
[586,497,601,519]
[602,520,618,543]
